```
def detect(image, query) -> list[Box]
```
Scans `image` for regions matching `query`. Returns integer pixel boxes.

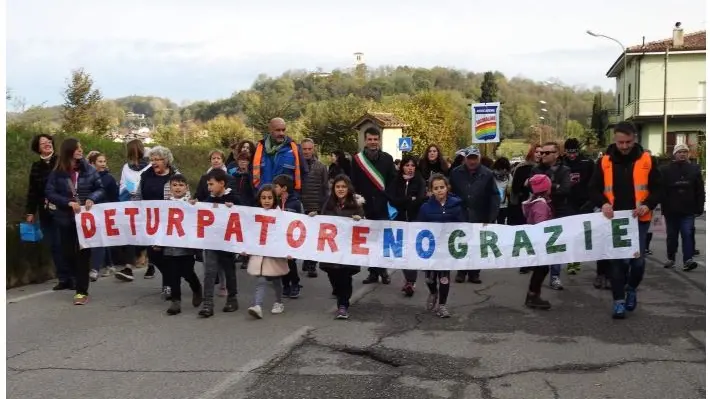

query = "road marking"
[196,325,312,399]
[6,289,55,304]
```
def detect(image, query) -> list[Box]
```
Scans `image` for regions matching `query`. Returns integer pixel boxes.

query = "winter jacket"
[163,195,194,257]
[418,160,450,181]
[510,162,535,207]
[195,166,236,202]
[522,196,553,225]
[301,158,329,213]
[386,173,427,222]
[99,170,119,203]
[318,195,366,274]
[589,143,662,212]
[203,187,241,206]
[493,171,511,209]
[417,195,466,223]
[226,164,255,206]
[660,160,705,216]
[136,167,189,201]
[25,155,58,221]
[44,159,105,227]
[119,161,151,201]
[530,162,572,218]
[449,164,500,223]
[562,155,595,212]
[350,150,397,220]
[252,136,308,191]
[278,193,304,214]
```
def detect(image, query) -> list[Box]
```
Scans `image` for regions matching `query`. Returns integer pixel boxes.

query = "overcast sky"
[6,0,707,107]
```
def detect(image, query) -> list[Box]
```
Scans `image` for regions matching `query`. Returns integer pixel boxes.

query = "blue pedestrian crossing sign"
[398,137,413,152]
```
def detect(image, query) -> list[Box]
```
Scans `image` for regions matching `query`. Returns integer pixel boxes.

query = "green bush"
[6,127,219,287]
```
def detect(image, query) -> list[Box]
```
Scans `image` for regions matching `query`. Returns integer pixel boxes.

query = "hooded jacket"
[530,161,572,218]
[660,160,705,216]
[45,158,105,226]
[522,196,553,225]
[119,160,150,201]
[589,143,662,212]
[416,194,466,223]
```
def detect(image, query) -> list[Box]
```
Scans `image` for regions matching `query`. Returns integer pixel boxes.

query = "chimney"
[672,22,684,47]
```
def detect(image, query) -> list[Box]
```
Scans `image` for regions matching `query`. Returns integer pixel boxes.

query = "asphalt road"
[7,220,706,399]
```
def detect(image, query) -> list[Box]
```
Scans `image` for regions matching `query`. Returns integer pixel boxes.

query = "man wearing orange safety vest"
[589,121,663,320]
[252,118,308,193]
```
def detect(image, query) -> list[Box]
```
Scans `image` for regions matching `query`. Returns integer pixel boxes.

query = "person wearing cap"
[529,141,572,290]
[659,143,704,272]
[449,145,501,284]
[589,121,663,319]
[561,138,596,276]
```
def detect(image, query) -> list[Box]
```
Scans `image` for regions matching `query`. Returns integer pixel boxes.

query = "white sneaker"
[89,270,99,282]
[101,266,115,277]
[550,276,564,290]
[271,302,285,314]
[248,305,263,319]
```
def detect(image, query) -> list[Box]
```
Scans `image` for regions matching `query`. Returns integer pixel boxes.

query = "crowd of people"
[24,118,705,320]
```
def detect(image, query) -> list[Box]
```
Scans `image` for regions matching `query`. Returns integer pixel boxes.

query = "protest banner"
[76,201,641,271]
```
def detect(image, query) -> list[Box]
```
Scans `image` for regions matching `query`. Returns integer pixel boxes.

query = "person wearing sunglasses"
[529,141,572,290]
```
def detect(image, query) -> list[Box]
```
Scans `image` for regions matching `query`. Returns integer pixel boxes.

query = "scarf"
[265,135,286,156]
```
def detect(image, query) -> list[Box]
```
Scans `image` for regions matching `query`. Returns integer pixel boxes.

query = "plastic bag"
[19,222,43,243]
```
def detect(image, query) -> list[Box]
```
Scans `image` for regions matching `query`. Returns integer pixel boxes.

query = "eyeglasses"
[540,151,557,156]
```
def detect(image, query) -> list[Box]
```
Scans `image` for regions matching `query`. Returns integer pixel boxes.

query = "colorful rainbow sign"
[471,102,501,144]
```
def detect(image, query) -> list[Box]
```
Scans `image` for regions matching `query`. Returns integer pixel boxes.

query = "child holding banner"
[246,185,289,319]
[416,173,465,318]
[311,175,365,320]
[521,174,554,310]
[194,169,240,318]
[273,174,305,299]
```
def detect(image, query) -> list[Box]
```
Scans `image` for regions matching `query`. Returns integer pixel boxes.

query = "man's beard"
[365,147,379,159]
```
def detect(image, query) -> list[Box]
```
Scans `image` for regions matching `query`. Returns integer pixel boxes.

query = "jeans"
[203,250,237,308]
[254,276,282,306]
[665,214,695,262]
[91,248,113,272]
[550,264,561,278]
[58,224,91,295]
[610,221,650,301]
[40,218,70,283]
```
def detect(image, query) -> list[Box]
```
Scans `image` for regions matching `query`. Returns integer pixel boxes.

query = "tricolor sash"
[353,152,385,191]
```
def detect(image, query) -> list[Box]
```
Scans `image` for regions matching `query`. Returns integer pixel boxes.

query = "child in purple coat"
[521,174,554,310]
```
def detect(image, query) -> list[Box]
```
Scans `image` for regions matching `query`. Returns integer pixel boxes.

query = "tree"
[204,115,251,147]
[303,95,371,154]
[153,124,181,145]
[564,120,587,140]
[590,92,608,146]
[61,68,102,133]
[495,140,530,159]
[479,71,498,103]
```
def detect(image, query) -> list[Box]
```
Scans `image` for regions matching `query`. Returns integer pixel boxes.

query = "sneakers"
[362,274,379,284]
[144,264,156,279]
[161,286,172,301]
[167,301,181,315]
[101,266,115,277]
[115,267,135,282]
[217,286,228,297]
[89,269,99,282]
[566,263,581,275]
[645,248,653,256]
[289,285,302,299]
[271,302,285,314]
[593,275,603,289]
[683,259,699,272]
[335,306,349,319]
[73,294,89,305]
[426,294,438,311]
[664,259,675,269]
[198,306,214,318]
[192,291,203,308]
[401,282,415,297]
[248,305,263,319]
[612,301,626,319]
[625,289,637,311]
[222,297,239,312]
[282,285,292,297]
[525,293,551,310]
[550,276,564,290]
[436,305,451,318]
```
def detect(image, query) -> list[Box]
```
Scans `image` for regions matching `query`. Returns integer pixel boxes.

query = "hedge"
[6,128,219,288]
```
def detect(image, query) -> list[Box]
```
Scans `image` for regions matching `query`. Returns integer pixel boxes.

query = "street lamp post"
[538,100,548,144]
[587,30,627,121]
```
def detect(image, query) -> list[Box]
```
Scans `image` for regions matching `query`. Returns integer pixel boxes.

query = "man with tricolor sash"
[589,121,663,320]
[351,127,397,285]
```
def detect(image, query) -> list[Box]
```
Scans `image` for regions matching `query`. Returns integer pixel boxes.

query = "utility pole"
[662,46,669,154]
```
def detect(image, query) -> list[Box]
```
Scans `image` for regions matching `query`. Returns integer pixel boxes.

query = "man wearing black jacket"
[660,143,705,271]
[562,138,595,275]
[589,122,663,319]
[350,127,397,285]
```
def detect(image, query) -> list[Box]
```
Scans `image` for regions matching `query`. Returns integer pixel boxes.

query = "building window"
[627,84,632,104]
[667,131,702,156]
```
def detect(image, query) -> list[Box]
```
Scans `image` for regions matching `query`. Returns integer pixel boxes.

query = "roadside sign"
[398,137,413,152]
